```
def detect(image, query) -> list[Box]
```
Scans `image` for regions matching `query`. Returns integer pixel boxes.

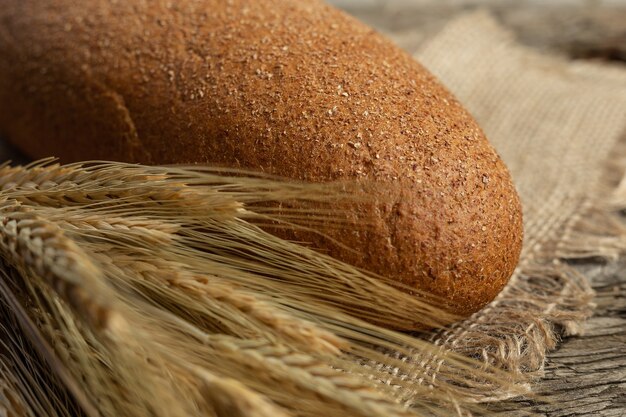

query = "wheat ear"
[0,162,243,217]
[0,161,356,226]
[77,227,509,410]
[0,200,124,332]
[224,339,413,417]
[72,213,517,404]
[187,369,293,417]
[143,310,418,417]
[112,295,415,417]
[207,335,494,417]
[87,248,345,356]
[27,202,347,355]
[57,213,179,246]
[0,160,522,416]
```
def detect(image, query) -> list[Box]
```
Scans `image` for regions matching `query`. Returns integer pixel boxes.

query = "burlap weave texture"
[391,12,626,401]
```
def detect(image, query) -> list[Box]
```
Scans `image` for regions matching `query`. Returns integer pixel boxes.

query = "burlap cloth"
[389,12,626,402]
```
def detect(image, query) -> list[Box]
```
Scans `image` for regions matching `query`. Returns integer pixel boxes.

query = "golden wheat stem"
[0,160,520,417]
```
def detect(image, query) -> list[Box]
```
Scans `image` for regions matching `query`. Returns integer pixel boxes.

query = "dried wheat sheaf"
[0,160,525,417]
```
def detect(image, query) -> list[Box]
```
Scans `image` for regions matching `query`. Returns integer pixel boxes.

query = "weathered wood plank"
[491,262,626,416]
[332,0,626,62]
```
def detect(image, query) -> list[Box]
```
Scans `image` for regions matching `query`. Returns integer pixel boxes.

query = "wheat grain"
[193,370,292,417]
[0,162,242,217]
[146,315,419,417]
[57,213,179,246]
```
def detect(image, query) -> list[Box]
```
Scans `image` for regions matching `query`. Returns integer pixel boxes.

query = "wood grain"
[334,0,626,62]
[492,262,626,416]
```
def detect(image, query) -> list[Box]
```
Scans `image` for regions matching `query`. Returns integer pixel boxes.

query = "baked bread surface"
[0,0,523,317]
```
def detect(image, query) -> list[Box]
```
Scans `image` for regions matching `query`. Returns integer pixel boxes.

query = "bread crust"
[0,0,523,317]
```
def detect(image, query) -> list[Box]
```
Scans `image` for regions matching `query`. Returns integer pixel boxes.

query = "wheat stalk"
[4,163,458,330]
[213,338,415,417]
[99,251,346,355]
[0,205,334,417]
[48,211,504,408]
[39,184,519,404]
[0,160,524,417]
[117,297,416,417]
[0,162,421,318]
[0,161,346,215]
[0,162,243,218]
[73,223,512,412]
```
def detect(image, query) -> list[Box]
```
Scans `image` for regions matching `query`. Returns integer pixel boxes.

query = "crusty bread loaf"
[0,0,523,318]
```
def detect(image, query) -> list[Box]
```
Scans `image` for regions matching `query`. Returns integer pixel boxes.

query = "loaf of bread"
[0,0,523,318]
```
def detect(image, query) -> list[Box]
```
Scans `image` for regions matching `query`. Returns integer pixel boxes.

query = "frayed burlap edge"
[404,134,626,405]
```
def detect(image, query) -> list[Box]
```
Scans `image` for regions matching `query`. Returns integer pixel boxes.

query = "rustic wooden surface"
[493,261,626,416]
[330,2,626,416]
[1,1,624,415]
[333,0,626,62]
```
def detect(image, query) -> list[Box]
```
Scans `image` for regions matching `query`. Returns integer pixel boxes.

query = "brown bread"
[0,0,523,318]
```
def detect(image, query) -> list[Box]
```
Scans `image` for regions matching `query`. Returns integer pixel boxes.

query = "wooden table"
[334,0,626,62]
[494,262,626,416]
